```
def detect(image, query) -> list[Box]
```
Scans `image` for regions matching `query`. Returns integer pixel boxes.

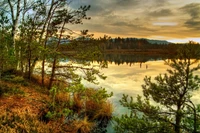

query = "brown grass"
[85,99,101,119]
[30,74,50,88]
[0,81,51,132]
[0,81,67,132]
[0,79,113,132]
[71,117,94,133]
[85,88,113,121]
[94,102,113,121]
[0,109,51,133]
[55,91,70,104]
[72,93,83,114]
[30,74,68,90]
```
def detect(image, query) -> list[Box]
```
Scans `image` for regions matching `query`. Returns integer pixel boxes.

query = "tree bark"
[175,103,182,133]
[8,0,21,69]
[8,0,21,51]
[41,0,56,86]
[48,21,66,90]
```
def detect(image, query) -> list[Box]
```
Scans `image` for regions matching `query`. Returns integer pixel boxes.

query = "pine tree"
[114,43,200,133]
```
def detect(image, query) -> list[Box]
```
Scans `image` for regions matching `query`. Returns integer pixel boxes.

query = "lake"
[80,54,200,132]
[57,53,200,132]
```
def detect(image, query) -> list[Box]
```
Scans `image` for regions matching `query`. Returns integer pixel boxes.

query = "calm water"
[81,56,200,132]
[82,60,167,113]
[35,53,200,132]
[83,60,200,108]
[59,54,200,132]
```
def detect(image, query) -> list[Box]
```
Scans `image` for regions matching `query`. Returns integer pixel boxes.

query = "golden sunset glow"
[69,0,200,43]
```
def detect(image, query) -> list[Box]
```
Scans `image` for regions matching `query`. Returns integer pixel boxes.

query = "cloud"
[148,9,173,17]
[184,20,200,29]
[180,3,200,29]
[111,21,137,27]
[70,0,113,16]
[152,22,178,26]
[68,0,200,41]
[110,21,156,32]
[114,0,140,7]
[180,3,200,19]
[153,0,169,6]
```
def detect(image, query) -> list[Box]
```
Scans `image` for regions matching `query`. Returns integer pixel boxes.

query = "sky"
[69,0,200,43]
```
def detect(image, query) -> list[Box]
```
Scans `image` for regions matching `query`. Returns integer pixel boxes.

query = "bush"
[2,75,28,86]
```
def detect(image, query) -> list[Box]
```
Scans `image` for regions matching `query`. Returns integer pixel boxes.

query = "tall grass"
[72,117,94,133]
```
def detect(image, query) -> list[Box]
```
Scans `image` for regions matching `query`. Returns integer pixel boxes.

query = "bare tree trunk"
[175,103,182,133]
[48,21,66,90]
[8,0,21,69]
[48,58,57,89]
[41,0,62,86]
[40,0,55,86]
[193,106,197,133]
[27,44,31,79]
[19,0,27,72]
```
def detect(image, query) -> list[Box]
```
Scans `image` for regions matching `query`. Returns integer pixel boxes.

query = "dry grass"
[0,81,52,132]
[0,81,75,133]
[55,91,70,104]
[85,99,101,119]
[31,74,68,90]
[0,109,74,133]
[71,117,94,133]
[85,88,113,121]
[0,79,113,132]
[72,93,83,114]
[0,109,51,133]
[30,75,50,88]
[94,102,113,121]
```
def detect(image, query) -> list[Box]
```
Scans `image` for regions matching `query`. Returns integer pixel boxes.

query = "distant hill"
[111,37,171,45]
[146,39,171,44]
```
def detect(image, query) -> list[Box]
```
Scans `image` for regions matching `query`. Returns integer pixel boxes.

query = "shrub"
[72,117,94,133]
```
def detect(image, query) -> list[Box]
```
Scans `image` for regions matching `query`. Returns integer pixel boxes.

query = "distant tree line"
[98,37,200,55]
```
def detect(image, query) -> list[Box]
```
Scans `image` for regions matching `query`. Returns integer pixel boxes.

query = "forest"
[98,37,200,55]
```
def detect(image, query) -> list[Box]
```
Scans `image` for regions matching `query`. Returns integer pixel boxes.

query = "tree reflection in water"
[96,53,173,67]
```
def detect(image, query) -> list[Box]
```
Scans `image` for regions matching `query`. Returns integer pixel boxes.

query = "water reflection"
[77,54,200,132]
[82,54,200,111]
[97,53,172,66]
[82,60,167,111]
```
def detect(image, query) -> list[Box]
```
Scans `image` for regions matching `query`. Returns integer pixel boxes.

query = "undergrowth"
[0,70,114,133]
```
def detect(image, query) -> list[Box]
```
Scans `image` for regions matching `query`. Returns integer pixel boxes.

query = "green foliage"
[0,18,16,71]
[11,76,25,83]
[66,81,86,93]
[114,113,174,133]
[45,111,57,120]
[114,95,175,133]
[45,82,113,132]
[49,86,58,109]
[1,71,28,86]
[88,88,113,103]
[0,84,24,97]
